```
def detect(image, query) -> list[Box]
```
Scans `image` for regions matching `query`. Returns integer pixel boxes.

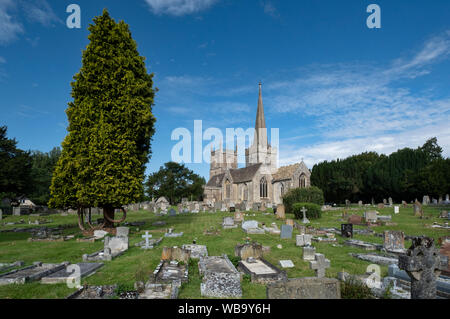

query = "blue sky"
[0,0,449,180]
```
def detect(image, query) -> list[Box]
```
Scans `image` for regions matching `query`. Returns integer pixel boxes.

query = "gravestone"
[222,217,237,229]
[345,199,350,206]
[341,224,353,238]
[303,246,316,261]
[235,242,263,260]
[279,260,294,268]
[394,206,399,214]
[348,215,363,225]
[242,220,264,234]
[41,263,104,284]
[377,203,385,209]
[388,197,393,206]
[116,227,129,238]
[238,258,286,284]
[383,230,405,253]
[440,243,450,276]
[383,199,387,205]
[280,224,293,239]
[164,228,183,238]
[285,219,294,226]
[398,236,448,299]
[234,211,244,222]
[364,211,378,223]
[276,204,285,219]
[0,262,68,285]
[199,255,242,298]
[413,201,423,217]
[358,201,363,207]
[267,277,340,299]
[252,203,260,211]
[309,253,330,278]
[182,244,208,259]
[296,234,312,247]
[300,206,310,224]
[141,231,152,249]
[161,246,191,263]
[168,208,176,217]
[422,195,430,206]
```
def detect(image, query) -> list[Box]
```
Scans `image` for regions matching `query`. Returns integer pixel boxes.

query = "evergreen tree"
[146,162,206,204]
[49,9,156,229]
[0,126,33,201]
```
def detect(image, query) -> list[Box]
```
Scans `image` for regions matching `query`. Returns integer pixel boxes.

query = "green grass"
[0,205,448,299]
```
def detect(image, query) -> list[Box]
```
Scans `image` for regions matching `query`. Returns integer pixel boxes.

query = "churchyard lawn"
[0,205,448,299]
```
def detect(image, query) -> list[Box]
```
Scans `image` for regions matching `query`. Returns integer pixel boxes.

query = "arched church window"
[299,174,306,188]
[225,180,231,199]
[260,177,267,198]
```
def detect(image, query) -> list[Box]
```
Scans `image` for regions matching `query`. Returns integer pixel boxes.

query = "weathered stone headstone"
[266,277,340,299]
[235,242,263,260]
[383,230,405,253]
[276,204,285,219]
[303,246,316,261]
[280,224,293,239]
[168,208,176,216]
[394,206,399,214]
[242,220,264,234]
[222,217,237,229]
[413,200,423,217]
[377,203,385,209]
[296,234,312,247]
[358,200,363,207]
[348,215,363,225]
[341,224,353,238]
[116,227,129,238]
[398,236,448,299]
[364,211,378,223]
[388,197,393,206]
[182,244,208,259]
[309,253,330,278]
[422,195,430,206]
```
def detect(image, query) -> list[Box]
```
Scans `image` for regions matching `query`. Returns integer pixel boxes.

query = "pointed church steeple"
[254,82,268,148]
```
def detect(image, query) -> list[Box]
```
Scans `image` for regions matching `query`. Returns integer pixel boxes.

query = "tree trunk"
[103,206,115,228]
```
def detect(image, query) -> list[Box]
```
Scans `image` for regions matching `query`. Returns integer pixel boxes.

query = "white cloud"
[22,0,62,27]
[262,1,279,18]
[145,0,218,16]
[0,0,24,45]
[265,31,450,167]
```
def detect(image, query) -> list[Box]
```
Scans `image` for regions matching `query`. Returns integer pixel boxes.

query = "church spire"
[254,82,268,150]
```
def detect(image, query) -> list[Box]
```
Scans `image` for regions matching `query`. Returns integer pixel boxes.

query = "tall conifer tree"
[49,9,156,228]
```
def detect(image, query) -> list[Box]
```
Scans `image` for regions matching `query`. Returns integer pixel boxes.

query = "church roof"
[230,163,262,183]
[272,163,301,182]
[206,173,225,188]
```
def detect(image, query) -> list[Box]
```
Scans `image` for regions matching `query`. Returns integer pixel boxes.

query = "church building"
[203,83,311,206]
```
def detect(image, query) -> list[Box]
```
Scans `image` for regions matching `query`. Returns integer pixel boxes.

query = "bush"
[340,278,375,299]
[292,203,322,220]
[282,186,324,214]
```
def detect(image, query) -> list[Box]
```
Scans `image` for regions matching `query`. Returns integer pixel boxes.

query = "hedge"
[282,186,324,214]
[292,202,322,220]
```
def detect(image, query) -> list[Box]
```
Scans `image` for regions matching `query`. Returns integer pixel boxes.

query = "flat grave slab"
[267,277,341,299]
[279,260,294,268]
[0,262,68,285]
[199,255,242,298]
[238,258,286,284]
[152,260,188,284]
[41,263,104,284]
[344,239,381,251]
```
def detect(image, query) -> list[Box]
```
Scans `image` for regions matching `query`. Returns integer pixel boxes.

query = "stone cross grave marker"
[341,224,353,238]
[280,224,293,239]
[142,231,152,249]
[301,206,310,224]
[309,253,330,278]
[398,236,448,299]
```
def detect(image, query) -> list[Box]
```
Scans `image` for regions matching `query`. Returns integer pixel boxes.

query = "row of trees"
[0,126,61,206]
[310,138,450,203]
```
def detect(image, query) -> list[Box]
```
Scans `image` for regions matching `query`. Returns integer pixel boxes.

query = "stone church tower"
[245,83,277,175]
[203,83,311,207]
